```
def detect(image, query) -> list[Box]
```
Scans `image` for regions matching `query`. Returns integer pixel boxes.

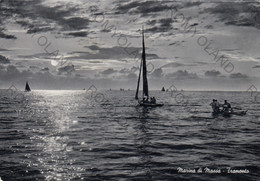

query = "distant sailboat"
[135,27,163,107]
[25,81,31,92]
[162,87,165,91]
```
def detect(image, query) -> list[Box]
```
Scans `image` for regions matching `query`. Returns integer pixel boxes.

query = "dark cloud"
[252,65,260,68]
[1,1,89,35]
[88,45,100,50]
[100,68,117,75]
[184,2,202,8]
[115,1,174,16]
[66,31,88,37]
[61,17,89,30]
[166,70,198,79]
[0,48,9,52]
[0,55,10,64]
[27,27,54,34]
[207,2,260,28]
[205,70,221,77]
[229,73,248,79]
[29,65,40,70]
[41,67,49,72]
[145,18,176,32]
[57,64,75,75]
[0,32,16,39]
[146,20,157,26]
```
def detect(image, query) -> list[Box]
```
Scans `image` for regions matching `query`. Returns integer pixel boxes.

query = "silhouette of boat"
[135,27,163,107]
[212,109,247,117]
[25,81,31,92]
[162,87,165,91]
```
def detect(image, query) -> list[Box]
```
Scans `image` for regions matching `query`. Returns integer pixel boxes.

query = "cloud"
[41,67,49,72]
[204,70,221,77]
[70,46,159,60]
[160,62,204,69]
[100,68,117,75]
[115,1,173,16]
[252,65,260,68]
[229,73,248,79]
[0,32,17,39]
[0,48,10,52]
[127,72,137,80]
[6,65,19,74]
[160,62,185,68]
[27,27,54,34]
[166,70,198,79]
[99,67,140,80]
[29,65,40,70]
[151,68,163,78]
[145,17,177,33]
[2,1,89,35]
[57,64,75,75]
[18,53,53,60]
[0,55,10,64]
[66,31,88,37]
[61,17,89,30]
[184,2,202,8]
[207,2,259,28]
[119,66,139,74]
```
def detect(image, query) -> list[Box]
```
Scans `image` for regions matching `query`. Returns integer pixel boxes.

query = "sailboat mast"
[142,27,149,98]
[135,58,142,99]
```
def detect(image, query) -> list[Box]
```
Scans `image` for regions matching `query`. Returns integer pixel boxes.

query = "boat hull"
[139,102,164,107]
[212,110,247,116]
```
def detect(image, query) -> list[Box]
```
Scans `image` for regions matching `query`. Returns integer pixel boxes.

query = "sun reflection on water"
[28,90,85,180]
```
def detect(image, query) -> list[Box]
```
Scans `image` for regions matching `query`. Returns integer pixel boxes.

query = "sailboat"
[25,81,31,92]
[135,27,164,107]
[162,87,165,91]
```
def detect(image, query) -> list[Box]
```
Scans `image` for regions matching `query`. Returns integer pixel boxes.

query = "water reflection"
[130,107,153,179]
[28,91,83,180]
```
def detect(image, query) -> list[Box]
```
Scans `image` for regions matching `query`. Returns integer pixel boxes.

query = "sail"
[142,27,149,98]
[25,81,31,92]
[135,58,142,99]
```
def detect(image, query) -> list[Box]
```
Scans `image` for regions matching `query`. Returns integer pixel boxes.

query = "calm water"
[0,89,259,181]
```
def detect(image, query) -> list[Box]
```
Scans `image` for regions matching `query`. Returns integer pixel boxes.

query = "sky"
[0,0,260,90]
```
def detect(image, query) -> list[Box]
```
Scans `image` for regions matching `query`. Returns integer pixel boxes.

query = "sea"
[0,89,259,181]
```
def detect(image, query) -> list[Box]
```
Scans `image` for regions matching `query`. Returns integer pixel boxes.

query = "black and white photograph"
[0,0,260,180]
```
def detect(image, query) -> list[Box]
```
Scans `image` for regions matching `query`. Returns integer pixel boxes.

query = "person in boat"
[223,100,231,112]
[150,97,155,103]
[215,99,220,113]
[210,99,217,112]
[153,97,156,104]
